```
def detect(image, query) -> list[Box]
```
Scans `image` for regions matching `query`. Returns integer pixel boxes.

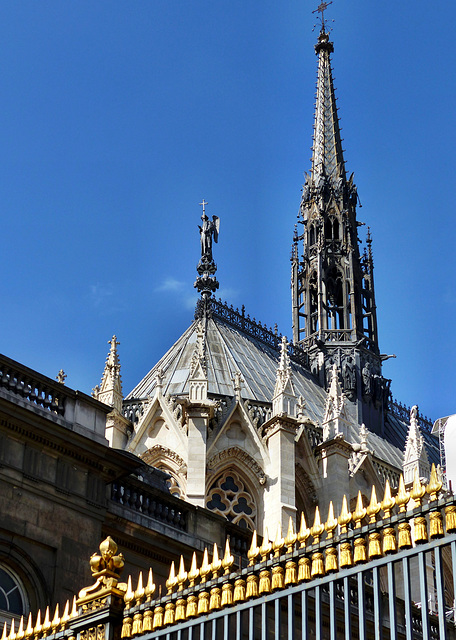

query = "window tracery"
[206,470,256,530]
[0,565,27,620]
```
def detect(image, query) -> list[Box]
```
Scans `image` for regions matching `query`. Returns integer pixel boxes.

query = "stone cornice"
[207,446,266,485]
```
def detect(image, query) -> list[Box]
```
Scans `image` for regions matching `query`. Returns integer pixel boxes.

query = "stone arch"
[141,445,187,499]
[295,463,317,525]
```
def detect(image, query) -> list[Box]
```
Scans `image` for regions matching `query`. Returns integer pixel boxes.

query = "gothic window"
[0,566,27,620]
[206,470,256,530]
[157,466,183,498]
[325,267,344,330]
[309,273,318,334]
[309,225,315,246]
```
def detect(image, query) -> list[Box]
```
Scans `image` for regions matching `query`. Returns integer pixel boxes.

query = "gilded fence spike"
[325,502,338,539]
[25,614,33,638]
[338,495,352,533]
[1,623,7,640]
[426,464,443,501]
[70,596,77,618]
[353,492,366,528]
[33,610,42,636]
[188,553,199,587]
[396,475,410,513]
[135,572,145,603]
[233,578,247,602]
[42,607,51,634]
[310,507,325,544]
[8,620,15,640]
[152,605,164,630]
[145,568,156,601]
[131,611,143,635]
[211,543,222,579]
[284,517,297,552]
[366,486,381,523]
[177,556,187,590]
[51,604,60,633]
[247,531,259,566]
[297,513,310,548]
[142,610,153,633]
[60,601,70,629]
[166,562,178,595]
[16,618,24,640]
[200,548,211,583]
[272,523,285,557]
[163,601,175,626]
[259,528,272,561]
[445,505,456,534]
[410,468,426,506]
[381,481,396,519]
[222,539,234,575]
[124,576,135,607]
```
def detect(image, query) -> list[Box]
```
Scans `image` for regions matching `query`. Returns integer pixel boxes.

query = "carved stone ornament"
[207,447,266,485]
[141,445,187,474]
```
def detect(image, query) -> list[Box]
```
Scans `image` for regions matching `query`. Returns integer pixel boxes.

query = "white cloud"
[154,277,186,293]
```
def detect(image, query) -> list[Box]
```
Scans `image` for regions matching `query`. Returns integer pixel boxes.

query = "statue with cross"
[198,199,220,262]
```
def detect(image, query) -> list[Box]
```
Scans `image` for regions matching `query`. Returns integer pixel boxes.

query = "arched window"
[0,565,28,623]
[206,469,256,530]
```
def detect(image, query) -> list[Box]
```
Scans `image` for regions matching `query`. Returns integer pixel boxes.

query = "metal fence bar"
[452,540,456,625]
[177,630,182,640]
[343,576,351,640]
[402,556,412,640]
[275,599,280,640]
[434,545,447,640]
[315,586,322,640]
[211,618,216,640]
[199,621,204,640]
[418,550,430,640]
[188,626,193,640]
[287,593,294,640]
[301,589,308,640]
[372,567,382,640]
[223,613,229,640]
[261,602,267,640]
[328,580,336,640]
[357,571,366,640]
[249,606,254,640]
[387,560,397,640]
[236,610,241,640]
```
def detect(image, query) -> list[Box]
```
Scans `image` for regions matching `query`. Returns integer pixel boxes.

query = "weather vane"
[312,1,333,32]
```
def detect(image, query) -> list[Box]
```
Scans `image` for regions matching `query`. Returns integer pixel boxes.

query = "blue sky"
[1,1,455,422]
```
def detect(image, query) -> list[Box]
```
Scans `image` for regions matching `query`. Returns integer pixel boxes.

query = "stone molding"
[141,445,187,473]
[207,447,266,485]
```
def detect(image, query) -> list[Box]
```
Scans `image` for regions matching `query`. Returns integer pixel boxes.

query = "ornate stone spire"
[322,363,350,441]
[96,335,123,413]
[188,321,208,402]
[311,29,345,188]
[194,201,220,318]
[403,405,430,485]
[272,336,297,417]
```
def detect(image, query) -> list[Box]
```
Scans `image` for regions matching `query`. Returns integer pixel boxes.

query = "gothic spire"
[311,29,346,188]
[94,335,123,413]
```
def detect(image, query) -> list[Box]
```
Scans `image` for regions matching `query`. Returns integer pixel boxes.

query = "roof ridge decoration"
[188,320,208,402]
[272,336,297,418]
[322,363,350,441]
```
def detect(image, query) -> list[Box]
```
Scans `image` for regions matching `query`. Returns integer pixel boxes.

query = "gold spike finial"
[70,596,78,618]
[135,571,145,602]
[310,507,325,543]
[51,604,60,632]
[16,618,24,640]
[200,548,211,582]
[24,614,33,638]
[395,475,410,513]
[381,480,396,518]
[166,561,178,595]
[284,517,297,552]
[325,502,338,539]
[8,620,15,640]
[353,491,366,528]
[410,468,426,505]
[33,611,42,636]
[124,575,135,606]
[248,531,259,566]
[272,523,285,557]
[259,528,272,561]
[177,557,187,590]
[1,622,7,640]
[338,495,352,533]
[297,512,310,548]
[426,463,443,501]
[60,600,70,629]
[222,539,234,575]
[145,568,156,601]
[211,543,222,578]
[366,485,381,523]
[188,553,200,587]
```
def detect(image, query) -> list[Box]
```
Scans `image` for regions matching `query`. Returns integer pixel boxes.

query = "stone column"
[186,402,211,507]
[317,435,351,521]
[263,415,297,536]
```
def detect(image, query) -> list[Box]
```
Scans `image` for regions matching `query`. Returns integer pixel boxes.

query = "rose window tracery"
[206,470,256,530]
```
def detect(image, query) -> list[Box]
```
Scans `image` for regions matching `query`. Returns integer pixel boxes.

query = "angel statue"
[199,213,220,262]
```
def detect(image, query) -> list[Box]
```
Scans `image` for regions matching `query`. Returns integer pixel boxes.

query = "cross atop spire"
[312,1,333,33]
